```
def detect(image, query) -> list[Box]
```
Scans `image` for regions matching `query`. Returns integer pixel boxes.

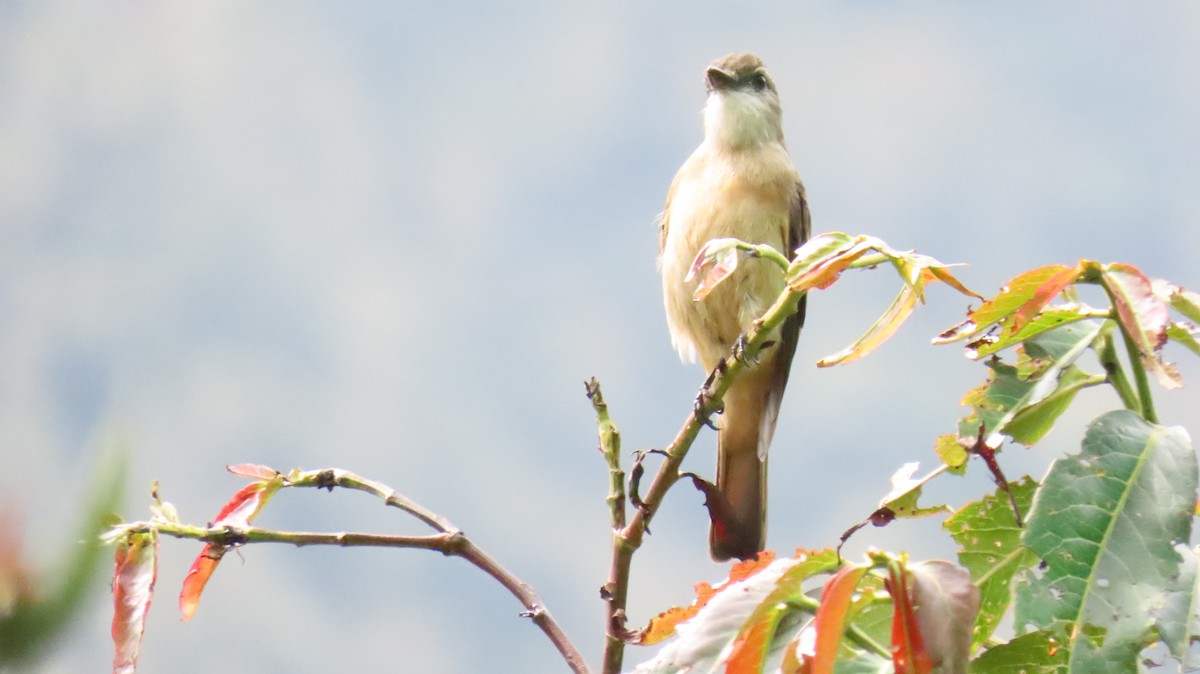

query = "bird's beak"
[705,66,736,93]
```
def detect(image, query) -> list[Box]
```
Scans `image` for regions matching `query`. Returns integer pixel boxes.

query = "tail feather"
[709,368,774,561]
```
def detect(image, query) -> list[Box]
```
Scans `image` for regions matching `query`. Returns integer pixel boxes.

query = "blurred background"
[2,2,1198,672]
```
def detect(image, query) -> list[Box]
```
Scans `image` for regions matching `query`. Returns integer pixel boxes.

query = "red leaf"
[810,565,868,674]
[887,562,933,674]
[179,544,226,622]
[112,531,158,674]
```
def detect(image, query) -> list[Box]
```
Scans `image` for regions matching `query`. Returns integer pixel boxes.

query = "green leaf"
[1166,322,1200,357]
[945,477,1040,651]
[956,322,1102,450]
[0,448,126,666]
[968,631,1067,674]
[964,308,1098,360]
[1014,410,1198,670]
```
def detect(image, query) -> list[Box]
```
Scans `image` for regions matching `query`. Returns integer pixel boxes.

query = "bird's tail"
[709,367,778,562]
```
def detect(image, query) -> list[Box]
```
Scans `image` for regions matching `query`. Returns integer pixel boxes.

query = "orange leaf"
[112,531,158,674]
[810,565,869,674]
[641,551,778,645]
[177,474,285,621]
[725,612,776,674]
[817,281,919,367]
[179,544,226,621]
[1008,264,1083,335]
[787,234,874,293]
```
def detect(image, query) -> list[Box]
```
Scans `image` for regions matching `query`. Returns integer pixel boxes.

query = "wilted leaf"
[943,477,1038,650]
[1015,410,1198,669]
[112,530,158,674]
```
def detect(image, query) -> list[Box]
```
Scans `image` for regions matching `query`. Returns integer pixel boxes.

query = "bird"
[658,52,810,561]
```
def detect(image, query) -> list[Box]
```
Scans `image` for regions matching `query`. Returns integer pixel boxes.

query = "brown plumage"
[659,53,809,561]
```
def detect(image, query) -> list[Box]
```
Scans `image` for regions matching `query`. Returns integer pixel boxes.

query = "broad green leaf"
[945,477,1039,650]
[1014,410,1198,671]
[956,322,1102,450]
[968,631,1066,674]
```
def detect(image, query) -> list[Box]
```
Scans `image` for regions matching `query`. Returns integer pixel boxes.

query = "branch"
[597,282,807,674]
[132,469,592,674]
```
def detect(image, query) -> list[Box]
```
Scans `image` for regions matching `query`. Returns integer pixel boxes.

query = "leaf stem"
[1095,323,1143,417]
[1120,324,1159,424]
[791,594,892,659]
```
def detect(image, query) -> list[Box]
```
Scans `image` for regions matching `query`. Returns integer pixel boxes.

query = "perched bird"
[658,52,810,561]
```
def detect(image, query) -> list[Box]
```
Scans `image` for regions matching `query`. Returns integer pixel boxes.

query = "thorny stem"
[597,283,808,674]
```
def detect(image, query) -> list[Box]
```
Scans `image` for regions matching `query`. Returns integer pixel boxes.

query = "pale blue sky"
[2,3,1198,673]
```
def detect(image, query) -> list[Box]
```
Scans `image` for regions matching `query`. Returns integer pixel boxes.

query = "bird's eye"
[751,73,768,91]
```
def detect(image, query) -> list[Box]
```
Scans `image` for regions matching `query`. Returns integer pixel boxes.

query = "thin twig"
[135,469,593,674]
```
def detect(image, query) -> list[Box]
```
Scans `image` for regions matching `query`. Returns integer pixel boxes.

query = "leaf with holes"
[1014,410,1198,670]
[944,477,1039,650]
